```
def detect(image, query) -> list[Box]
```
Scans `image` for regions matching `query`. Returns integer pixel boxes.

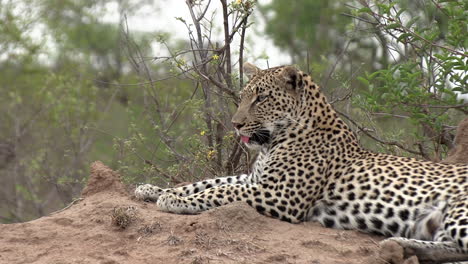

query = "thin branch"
[322,35,354,90]
[360,1,467,58]
[49,198,83,215]
[335,109,422,156]
[191,62,238,98]
[371,112,410,119]
[220,0,233,90]
[238,17,248,87]
[340,12,378,25]
[197,0,212,22]
[412,102,468,109]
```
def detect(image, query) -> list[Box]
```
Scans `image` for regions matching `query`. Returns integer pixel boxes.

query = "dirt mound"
[443,117,468,164]
[0,162,399,264]
[81,161,127,197]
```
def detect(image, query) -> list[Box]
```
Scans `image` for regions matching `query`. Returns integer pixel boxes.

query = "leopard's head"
[232,62,305,149]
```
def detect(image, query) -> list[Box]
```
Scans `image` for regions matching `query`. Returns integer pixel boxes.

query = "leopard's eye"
[255,95,268,103]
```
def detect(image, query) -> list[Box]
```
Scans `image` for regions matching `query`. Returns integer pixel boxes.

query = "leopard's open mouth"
[241,129,271,145]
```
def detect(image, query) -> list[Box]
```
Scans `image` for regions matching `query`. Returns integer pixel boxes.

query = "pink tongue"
[241,136,250,143]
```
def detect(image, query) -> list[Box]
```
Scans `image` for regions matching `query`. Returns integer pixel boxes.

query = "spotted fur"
[135,63,468,262]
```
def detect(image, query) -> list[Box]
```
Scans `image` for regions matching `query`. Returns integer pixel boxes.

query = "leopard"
[135,62,468,263]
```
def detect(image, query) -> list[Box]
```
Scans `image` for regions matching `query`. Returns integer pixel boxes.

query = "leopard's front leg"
[156,183,304,223]
[157,184,248,214]
[134,174,253,201]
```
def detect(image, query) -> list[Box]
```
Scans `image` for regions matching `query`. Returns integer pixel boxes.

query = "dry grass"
[110,206,137,229]
[138,221,162,236]
[166,231,183,246]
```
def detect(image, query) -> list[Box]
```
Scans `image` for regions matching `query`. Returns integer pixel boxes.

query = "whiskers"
[251,129,271,145]
[282,113,308,129]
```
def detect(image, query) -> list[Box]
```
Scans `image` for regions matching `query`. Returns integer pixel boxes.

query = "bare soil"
[0,161,412,264]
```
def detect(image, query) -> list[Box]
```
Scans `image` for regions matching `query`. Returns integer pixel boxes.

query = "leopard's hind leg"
[382,197,468,263]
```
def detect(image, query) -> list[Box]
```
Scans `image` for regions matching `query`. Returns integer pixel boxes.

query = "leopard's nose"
[232,122,244,130]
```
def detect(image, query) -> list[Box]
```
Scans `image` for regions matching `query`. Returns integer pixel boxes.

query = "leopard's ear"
[280,65,304,96]
[243,62,261,79]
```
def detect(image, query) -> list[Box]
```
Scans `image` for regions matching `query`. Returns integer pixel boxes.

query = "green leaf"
[405,17,419,29]
[357,76,369,86]
[358,7,372,14]
[396,8,406,18]
[385,23,401,30]
[368,71,382,80]
[377,3,390,14]
[433,54,446,60]
[412,113,427,119]
[397,33,412,42]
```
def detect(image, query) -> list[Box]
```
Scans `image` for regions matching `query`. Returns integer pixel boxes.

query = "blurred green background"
[0,0,466,223]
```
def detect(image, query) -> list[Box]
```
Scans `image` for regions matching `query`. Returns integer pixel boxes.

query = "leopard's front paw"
[134,184,165,202]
